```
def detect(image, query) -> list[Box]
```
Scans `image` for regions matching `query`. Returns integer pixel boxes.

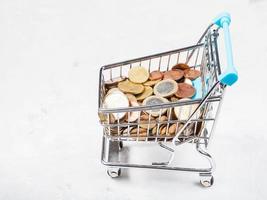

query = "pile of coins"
[101,63,202,139]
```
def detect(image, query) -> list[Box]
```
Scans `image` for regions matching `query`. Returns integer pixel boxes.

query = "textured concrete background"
[0,0,267,199]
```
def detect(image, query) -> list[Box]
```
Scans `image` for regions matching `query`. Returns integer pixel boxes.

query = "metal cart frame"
[98,13,238,187]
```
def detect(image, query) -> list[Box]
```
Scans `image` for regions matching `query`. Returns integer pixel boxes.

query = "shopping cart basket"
[98,13,238,187]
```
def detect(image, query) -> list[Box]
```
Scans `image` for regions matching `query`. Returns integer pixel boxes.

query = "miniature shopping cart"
[98,13,238,187]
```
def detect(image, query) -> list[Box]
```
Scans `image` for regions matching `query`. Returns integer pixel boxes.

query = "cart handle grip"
[213,12,238,86]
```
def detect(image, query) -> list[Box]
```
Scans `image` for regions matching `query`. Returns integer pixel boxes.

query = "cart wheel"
[107,168,121,178]
[200,175,214,187]
[119,141,123,150]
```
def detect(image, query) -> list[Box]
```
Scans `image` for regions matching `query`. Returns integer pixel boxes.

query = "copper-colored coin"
[175,83,196,98]
[140,113,155,121]
[163,70,184,81]
[172,63,190,70]
[140,112,157,129]
[149,71,163,80]
[184,69,201,80]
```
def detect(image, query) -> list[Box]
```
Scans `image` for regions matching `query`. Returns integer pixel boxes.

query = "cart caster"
[199,174,214,187]
[107,168,121,178]
[118,141,123,150]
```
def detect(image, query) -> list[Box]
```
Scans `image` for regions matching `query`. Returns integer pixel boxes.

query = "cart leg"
[196,141,215,187]
[102,137,124,178]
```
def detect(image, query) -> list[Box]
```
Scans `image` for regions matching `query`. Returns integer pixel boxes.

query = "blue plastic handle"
[213,12,238,86]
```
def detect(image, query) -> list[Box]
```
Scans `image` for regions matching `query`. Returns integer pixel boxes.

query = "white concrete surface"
[0,0,267,199]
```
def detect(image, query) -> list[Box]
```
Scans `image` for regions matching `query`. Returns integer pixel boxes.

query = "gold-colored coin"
[152,124,165,135]
[160,125,168,136]
[128,66,149,83]
[167,124,177,136]
[118,79,144,94]
[136,86,153,101]
[151,126,158,135]
[98,112,106,123]
[143,79,161,86]
[157,115,168,122]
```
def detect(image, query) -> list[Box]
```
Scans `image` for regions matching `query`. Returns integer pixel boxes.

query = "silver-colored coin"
[103,92,129,120]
